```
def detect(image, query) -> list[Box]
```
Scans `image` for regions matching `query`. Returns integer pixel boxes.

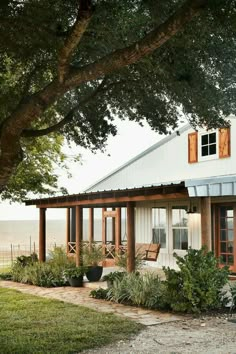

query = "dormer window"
[188,127,230,163]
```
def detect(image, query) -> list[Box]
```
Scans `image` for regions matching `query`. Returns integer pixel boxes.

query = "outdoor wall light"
[187,206,197,214]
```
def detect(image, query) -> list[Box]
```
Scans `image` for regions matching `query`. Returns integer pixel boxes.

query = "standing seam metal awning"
[185,175,236,197]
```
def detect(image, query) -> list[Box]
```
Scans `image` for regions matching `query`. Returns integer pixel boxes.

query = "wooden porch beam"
[39,208,46,262]
[127,202,135,273]
[34,191,188,209]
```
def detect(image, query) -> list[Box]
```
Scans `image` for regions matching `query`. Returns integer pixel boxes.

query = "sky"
[0,118,162,220]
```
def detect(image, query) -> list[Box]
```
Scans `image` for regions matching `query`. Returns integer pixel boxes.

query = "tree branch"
[21,78,108,137]
[65,0,208,88]
[58,0,93,83]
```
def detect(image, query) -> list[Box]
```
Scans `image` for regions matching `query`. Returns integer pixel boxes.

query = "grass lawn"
[0,288,142,353]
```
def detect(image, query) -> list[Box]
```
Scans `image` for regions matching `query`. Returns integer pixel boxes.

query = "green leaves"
[163,247,230,313]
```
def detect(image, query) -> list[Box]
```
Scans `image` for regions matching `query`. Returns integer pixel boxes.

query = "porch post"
[115,207,122,253]
[102,208,107,255]
[112,208,116,245]
[66,208,70,254]
[201,197,211,250]
[75,205,83,266]
[127,202,135,272]
[88,207,94,246]
[39,208,46,262]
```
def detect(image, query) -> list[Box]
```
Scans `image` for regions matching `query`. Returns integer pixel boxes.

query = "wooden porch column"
[127,202,135,272]
[39,208,46,262]
[66,208,70,254]
[112,208,116,244]
[75,205,83,266]
[102,208,107,255]
[115,207,122,253]
[88,208,94,246]
[201,197,211,250]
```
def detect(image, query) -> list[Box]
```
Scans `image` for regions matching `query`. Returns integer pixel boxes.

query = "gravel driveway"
[82,314,236,354]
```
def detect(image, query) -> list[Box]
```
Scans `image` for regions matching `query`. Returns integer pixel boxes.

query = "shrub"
[90,288,109,299]
[108,272,166,309]
[11,247,73,287]
[0,272,12,280]
[229,282,236,314]
[102,271,126,287]
[163,247,230,313]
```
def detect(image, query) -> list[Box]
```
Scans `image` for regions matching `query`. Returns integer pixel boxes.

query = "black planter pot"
[68,275,83,287]
[86,266,103,282]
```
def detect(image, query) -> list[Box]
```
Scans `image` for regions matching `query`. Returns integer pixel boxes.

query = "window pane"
[209,132,216,144]
[160,231,166,248]
[220,242,227,253]
[152,208,166,227]
[227,208,234,217]
[228,255,234,265]
[220,218,226,229]
[220,230,226,241]
[173,229,180,249]
[221,254,227,264]
[228,242,234,254]
[172,207,188,226]
[220,207,227,218]
[181,229,188,250]
[227,218,234,229]
[228,230,234,241]
[209,144,216,155]
[202,146,208,156]
[152,229,160,244]
[152,208,166,248]
[201,134,208,145]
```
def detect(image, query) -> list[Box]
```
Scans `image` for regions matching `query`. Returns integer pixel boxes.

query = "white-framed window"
[152,207,167,248]
[172,206,189,250]
[198,130,218,161]
[188,127,230,163]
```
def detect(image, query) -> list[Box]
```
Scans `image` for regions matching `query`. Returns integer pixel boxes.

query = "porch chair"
[136,243,161,262]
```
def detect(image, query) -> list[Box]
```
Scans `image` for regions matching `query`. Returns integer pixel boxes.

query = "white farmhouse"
[26,116,236,273]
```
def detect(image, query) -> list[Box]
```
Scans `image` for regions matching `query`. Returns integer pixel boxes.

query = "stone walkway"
[0,280,183,326]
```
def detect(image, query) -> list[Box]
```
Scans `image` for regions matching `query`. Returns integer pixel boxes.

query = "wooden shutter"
[188,132,198,163]
[219,127,230,158]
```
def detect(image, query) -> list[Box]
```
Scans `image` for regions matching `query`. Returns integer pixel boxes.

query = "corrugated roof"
[185,175,236,197]
[85,124,190,191]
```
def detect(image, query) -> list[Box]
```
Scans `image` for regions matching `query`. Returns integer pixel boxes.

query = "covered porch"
[25,183,212,272]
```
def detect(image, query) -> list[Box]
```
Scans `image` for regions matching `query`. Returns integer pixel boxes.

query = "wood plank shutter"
[188,132,198,163]
[219,127,230,158]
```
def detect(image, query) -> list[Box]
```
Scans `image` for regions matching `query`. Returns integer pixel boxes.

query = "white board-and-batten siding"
[86,117,236,192]
[135,201,201,269]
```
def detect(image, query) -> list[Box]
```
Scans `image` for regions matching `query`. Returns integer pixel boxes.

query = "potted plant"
[64,265,87,287]
[83,243,105,282]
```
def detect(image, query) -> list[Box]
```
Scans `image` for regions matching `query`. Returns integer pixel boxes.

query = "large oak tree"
[0,0,235,200]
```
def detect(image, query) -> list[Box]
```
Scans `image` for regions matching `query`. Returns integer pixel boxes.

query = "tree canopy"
[0,0,235,201]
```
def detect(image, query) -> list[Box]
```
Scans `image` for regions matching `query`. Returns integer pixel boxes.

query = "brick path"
[0,280,183,326]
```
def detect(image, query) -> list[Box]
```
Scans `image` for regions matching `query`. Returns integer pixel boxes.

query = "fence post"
[10,244,13,265]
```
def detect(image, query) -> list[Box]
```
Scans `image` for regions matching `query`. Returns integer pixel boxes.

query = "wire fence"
[0,241,61,270]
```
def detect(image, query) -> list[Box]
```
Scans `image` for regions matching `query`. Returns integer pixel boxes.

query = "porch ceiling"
[24,182,188,208]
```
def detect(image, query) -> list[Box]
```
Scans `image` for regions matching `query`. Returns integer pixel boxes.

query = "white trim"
[198,129,219,162]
